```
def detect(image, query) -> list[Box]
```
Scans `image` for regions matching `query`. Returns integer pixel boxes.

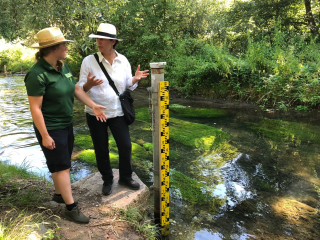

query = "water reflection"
[0,75,92,181]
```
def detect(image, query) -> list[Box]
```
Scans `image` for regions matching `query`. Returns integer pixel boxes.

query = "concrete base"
[71,169,150,210]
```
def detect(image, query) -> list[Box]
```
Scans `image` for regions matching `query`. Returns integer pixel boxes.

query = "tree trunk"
[304,0,318,34]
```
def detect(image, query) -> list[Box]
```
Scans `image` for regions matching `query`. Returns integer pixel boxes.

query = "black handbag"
[93,53,135,125]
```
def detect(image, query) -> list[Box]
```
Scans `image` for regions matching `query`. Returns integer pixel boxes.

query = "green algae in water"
[170,169,225,212]
[78,149,119,168]
[135,108,230,150]
[246,118,320,143]
[74,134,117,150]
[170,118,230,150]
[170,105,227,118]
[135,107,227,122]
[135,108,150,122]
[74,134,94,149]
[142,142,180,160]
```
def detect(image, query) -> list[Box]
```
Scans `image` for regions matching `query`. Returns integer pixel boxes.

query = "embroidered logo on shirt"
[65,72,73,81]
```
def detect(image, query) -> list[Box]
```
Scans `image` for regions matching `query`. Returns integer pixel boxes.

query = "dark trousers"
[86,114,132,183]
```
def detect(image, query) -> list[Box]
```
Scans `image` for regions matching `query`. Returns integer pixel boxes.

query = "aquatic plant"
[170,118,230,150]
[74,134,94,149]
[170,169,225,212]
[78,150,119,168]
[246,118,320,143]
[170,106,227,118]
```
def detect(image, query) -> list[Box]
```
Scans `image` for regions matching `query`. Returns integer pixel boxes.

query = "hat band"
[96,31,117,39]
[39,37,65,47]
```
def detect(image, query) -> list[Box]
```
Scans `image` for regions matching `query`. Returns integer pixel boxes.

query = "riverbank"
[0,161,158,239]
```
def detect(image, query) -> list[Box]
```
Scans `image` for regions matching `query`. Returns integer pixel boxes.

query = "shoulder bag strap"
[93,53,120,96]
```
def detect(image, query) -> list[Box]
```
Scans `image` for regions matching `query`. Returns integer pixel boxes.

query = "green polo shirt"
[24,57,76,130]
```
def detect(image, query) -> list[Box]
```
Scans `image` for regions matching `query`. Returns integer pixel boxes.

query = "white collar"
[97,51,120,63]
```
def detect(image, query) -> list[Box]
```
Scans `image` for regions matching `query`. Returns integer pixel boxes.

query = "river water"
[1,75,320,239]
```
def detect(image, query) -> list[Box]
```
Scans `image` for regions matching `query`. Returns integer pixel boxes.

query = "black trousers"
[86,114,132,183]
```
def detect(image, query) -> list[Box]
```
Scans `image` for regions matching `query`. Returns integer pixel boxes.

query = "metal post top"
[150,62,166,69]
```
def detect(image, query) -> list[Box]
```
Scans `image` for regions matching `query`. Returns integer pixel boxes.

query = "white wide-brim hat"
[31,27,73,48]
[89,23,123,41]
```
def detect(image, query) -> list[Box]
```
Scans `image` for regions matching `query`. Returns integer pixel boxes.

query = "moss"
[78,149,119,168]
[135,107,227,122]
[170,169,224,212]
[170,105,227,118]
[246,118,320,143]
[132,142,149,158]
[74,134,118,151]
[74,134,93,149]
[136,108,230,150]
[143,142,153,151]
[142,142,179,160]
[170,118,230,150]
[135,108,150,122]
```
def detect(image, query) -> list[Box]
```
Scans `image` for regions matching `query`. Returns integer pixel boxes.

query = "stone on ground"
[71,169,150,209]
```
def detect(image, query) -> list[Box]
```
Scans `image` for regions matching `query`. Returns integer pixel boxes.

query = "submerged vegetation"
[246,118,320,143]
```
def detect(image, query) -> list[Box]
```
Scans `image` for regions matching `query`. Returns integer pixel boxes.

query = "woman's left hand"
[132,65,149,84]
[92,105,107,122]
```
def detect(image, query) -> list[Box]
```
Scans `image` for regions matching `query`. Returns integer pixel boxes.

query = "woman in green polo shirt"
[24,27,107,224]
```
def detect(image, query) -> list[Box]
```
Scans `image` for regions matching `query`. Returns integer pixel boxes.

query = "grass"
[0,162,51,208]
[0,209,59,240]
[118,206,160,240]
[0,162,59,240]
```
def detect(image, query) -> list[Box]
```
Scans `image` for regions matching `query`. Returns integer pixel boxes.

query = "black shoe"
[61,206,89,224]
[118,178,140,190]
[52,194,78,205]
[102,180,114,195]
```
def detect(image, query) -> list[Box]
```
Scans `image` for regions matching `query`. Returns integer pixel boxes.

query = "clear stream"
[1,75,320,240]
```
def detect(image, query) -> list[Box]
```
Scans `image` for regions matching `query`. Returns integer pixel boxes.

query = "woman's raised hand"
[87,71,103,86]
[133,65,149,83]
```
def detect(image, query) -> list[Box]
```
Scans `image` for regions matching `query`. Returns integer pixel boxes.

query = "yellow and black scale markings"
[159,81,169,236]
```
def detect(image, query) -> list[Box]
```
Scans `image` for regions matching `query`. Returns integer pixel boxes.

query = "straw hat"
[89,23,123,41]
[31,27,73,48]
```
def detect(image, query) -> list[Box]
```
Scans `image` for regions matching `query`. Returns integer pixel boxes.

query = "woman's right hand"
[87,71,103,87]
[43,135,55,150]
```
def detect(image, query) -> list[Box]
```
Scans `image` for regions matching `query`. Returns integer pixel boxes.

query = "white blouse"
[77,51,137,118]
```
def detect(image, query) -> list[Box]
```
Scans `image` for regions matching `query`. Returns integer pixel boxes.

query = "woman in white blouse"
[77,23,149,195]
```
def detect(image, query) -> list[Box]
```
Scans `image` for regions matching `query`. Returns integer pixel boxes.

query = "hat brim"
[89,34,123,41]
[31,39,74,49]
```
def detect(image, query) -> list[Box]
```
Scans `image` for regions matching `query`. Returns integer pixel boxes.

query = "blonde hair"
[35,44,64,68]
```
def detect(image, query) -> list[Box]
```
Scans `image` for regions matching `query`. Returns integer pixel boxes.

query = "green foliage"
[0,39,36,72]
[295,105,310,112]
[2,0,320,109]
[246,118,320,143]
